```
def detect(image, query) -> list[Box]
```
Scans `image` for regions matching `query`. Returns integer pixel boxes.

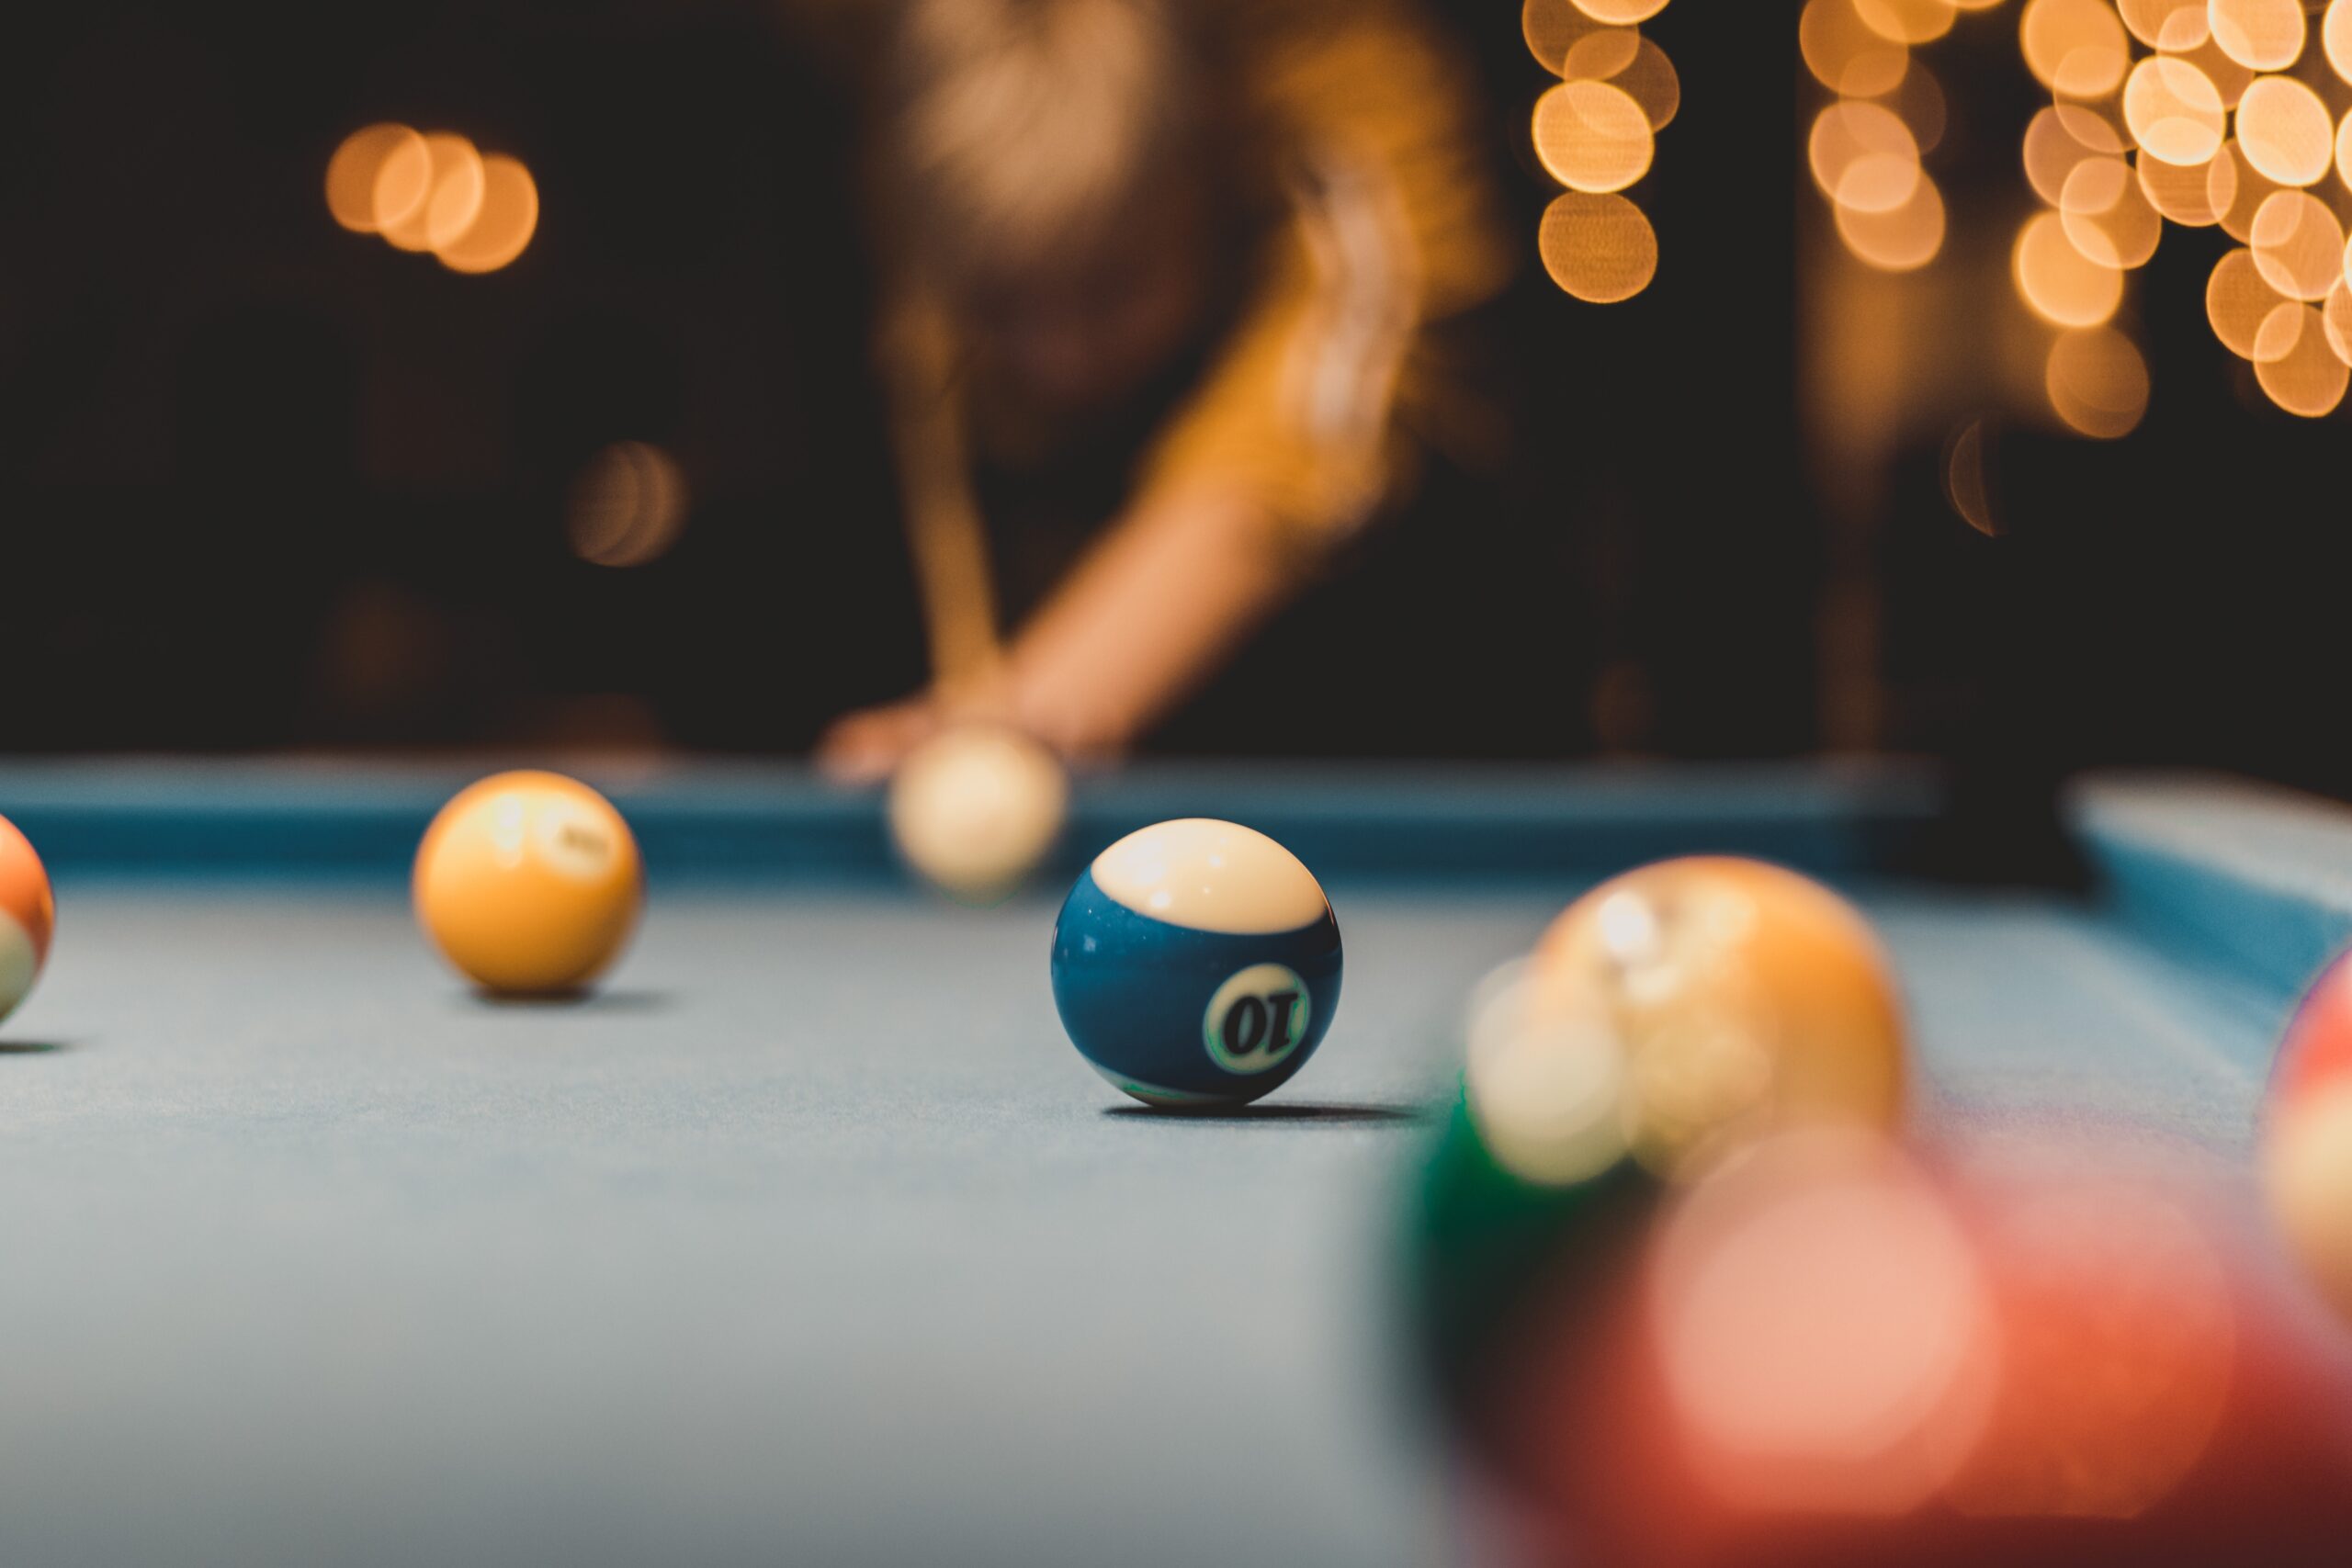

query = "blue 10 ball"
[1051,818,1343,1108]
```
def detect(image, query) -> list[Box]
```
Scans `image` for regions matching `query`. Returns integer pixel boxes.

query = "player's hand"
[815,695,943,784]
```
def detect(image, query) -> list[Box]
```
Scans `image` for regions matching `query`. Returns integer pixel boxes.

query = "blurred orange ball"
[1529,856,1907,1179]
[413,772,643,995]
[0,814,55,1028]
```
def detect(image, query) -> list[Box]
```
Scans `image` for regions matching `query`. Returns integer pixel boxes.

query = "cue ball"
[888,723,1069,904]
[413,771,643,995]
[2265,949,2352,1322]
[1050,818,1342,1108]
[0,814,55,1029]
[1528,856,1906,1180]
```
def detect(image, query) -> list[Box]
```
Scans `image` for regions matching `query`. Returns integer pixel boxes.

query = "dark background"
[6,1,2346,801]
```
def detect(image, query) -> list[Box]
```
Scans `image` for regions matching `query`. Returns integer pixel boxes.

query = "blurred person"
[818,0,1513,775]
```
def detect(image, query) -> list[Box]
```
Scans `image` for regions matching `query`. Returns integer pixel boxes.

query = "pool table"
[0,758,2346,1567]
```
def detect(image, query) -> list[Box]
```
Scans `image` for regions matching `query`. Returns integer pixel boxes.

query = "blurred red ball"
[1450,1130,2352,1568]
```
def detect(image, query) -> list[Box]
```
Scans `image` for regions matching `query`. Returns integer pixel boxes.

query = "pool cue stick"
[887,347,1007,710]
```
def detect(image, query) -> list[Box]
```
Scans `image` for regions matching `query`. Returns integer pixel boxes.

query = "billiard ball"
[1463,955,1634,1188]
[413,771,643,996]
[2265,948,2352,1322]
[1645,1126,1996,1522]
[888,722,1068,904]
[1432,1124,2352,1566]
[0,814,55,1029]
[1404,1077,1659,1495]
[2269,947,2352,1108]
[1528,856,1906,1180]
[1050,818,1341,1108]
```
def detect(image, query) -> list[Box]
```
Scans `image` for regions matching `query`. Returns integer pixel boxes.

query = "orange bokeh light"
[2138,146,2232,225]
[2236,75,2335,188]
[2015,209,2123,326]
[2123,54,2225,165]
[1944,420,2002,536]
[1533,79,1656,193]
[2060,155,2162,269]
[2256,304,2352,414]
[2023,104,2113,203]
[1811,100,1920,209]
[2217,139,2290,243]
[1837,173,1946,270]
[331,121,538,279]
[1803,0,1911,97]
[569,442,691,568]
[1885,60,1948,152]
[435,153,540,275]
[2163,33,2256,111]
[1853,0,1955,46]
[1561,25,1641,81]
[2206,245,2291,358]
[2119,0,2209,51]
[1523,0,1614,74]
[1600,38,1681,131]
[1570,0,1669,24]
[2324,279,2352,365]
[1538,190,1658,301]
[379,132,483,253]
[2020,0,2130,96]
[2250,190,2346,300]
[2046,327,2150,437]
[325,123,425,234]
[2208,0,2306,72]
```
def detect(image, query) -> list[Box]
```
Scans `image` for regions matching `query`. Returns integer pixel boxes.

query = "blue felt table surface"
[0,761,2344,1566]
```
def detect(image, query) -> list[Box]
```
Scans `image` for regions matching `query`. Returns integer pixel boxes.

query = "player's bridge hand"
[817,680,1130,785]
[816,695,946,784]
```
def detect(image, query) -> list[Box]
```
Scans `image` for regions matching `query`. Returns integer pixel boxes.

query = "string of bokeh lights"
[1804,0,1987,277]
[1522,0,1680,304]
[327,126,692,569]
[1805,0,2352,439]
[325,124,539,275]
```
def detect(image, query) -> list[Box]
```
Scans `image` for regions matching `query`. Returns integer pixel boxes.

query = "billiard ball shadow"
[1102,1101,1429,1127]
[460,989,673,1013]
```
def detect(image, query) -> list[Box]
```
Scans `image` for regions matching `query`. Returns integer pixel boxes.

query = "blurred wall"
[6,2,2349,795]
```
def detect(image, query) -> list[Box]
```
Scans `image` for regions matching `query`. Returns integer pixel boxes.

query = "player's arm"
[1002,3,1514,757]
[820,0,1510,773]
[999,478,1299,758]
[820,235,1346,776]
[991,213,1374,759]
[826,468,1307,770]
